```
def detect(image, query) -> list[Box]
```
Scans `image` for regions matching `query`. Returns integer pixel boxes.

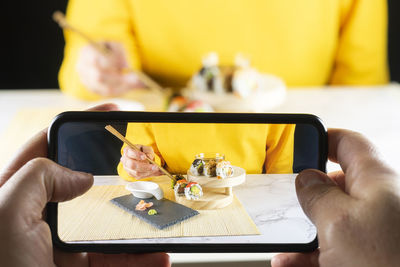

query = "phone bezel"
[47,111,327,253]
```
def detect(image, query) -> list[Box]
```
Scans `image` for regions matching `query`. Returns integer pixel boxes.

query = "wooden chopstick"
[105,125,176,181]
[52,11,163,92]
[52,11,109,54]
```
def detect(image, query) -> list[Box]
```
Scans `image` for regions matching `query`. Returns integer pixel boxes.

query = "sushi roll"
[190,159,205,176]
[171,174,186,189]
[203,159,217,177]
[216,160,234,179]
[184,182,203,200]
[173,174,186,181]
[174,179,188,196]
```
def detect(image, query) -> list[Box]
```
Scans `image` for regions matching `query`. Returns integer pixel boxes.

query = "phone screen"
[50,114,324,249]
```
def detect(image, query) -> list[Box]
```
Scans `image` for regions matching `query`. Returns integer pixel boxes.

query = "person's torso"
[150,123,269,174]
[128,0,345,87]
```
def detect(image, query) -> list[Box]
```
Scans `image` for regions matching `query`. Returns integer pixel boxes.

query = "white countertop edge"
[168,252,278,263]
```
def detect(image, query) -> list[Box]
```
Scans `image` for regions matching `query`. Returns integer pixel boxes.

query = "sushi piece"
[166,94,214,112]
[189,52,266,98]
[167,95,187,112]
[174,174,186,181]
[204,159,217,177]
[184,182,203,200]
[171,174,186,189]
[190,52,227,94]
[232,67,260,98]
[216,160,234,179]
[174,179,188,196]
[190,159,205,176]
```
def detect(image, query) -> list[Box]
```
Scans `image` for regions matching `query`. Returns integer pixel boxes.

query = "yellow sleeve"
[117,123,163,181]
[58,0,141,100]
[265,124,295,174]
[330,0,389,85]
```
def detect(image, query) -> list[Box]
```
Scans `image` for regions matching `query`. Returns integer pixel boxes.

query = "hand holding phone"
[0,105,170,266]
[272,129,400,267]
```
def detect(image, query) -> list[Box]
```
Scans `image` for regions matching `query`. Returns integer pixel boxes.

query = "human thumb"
[1,158,93,212]
[295,169,350,227]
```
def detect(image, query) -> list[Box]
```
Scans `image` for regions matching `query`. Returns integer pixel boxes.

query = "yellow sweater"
[59,0,388,100]
[117,123,295,181]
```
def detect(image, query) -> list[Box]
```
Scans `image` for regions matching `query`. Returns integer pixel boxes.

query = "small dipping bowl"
[125,181,164,200]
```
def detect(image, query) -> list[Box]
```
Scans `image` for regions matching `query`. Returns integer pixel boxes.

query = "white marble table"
[71,174,315,245]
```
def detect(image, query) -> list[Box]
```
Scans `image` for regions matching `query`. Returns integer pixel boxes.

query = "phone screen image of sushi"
[55,121,320,244]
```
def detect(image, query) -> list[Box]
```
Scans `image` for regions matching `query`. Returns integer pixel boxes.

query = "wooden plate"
[187,166,246,188]
[175,188,234,210]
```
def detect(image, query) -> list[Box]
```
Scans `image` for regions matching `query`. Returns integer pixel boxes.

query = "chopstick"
[52,11,163,92]
[52,11,109,54]
[105,125,176,181]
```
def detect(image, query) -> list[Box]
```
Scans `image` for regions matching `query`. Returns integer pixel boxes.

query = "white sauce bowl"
[125,181,164,200]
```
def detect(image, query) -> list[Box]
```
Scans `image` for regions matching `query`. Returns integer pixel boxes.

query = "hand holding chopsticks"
[52,11,163,93]
[105,125,176,181]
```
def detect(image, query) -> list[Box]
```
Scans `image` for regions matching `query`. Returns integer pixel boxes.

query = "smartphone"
[47,111,327,253]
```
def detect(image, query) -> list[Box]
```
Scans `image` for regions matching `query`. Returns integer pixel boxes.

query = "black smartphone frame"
[47,111,327,253]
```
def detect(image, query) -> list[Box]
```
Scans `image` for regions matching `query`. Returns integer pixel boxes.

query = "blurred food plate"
[185,74,286,112]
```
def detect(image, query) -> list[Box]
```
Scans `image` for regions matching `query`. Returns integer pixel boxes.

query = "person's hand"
[272,129,400,267]
[76,42,144,96]
[0,103,170,267]
[121,146,163,178]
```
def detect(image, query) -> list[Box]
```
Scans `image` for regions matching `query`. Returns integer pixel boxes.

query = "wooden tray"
[175,188,234,210]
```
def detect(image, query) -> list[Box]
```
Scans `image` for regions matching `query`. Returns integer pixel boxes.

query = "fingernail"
[152,165,158,171]
[76,171,93,179]
[270,256,281,266]
[297,171,327,188]
[141,154,146,160]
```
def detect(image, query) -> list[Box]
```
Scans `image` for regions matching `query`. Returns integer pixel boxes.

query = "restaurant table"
[0,84,399,265]
[59,173,315,244]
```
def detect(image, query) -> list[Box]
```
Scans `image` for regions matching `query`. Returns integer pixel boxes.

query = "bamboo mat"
[58,176,260,241]
[0,108,67,169]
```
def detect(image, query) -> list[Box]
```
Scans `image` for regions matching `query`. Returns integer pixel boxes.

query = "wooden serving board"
[175,187,234,210]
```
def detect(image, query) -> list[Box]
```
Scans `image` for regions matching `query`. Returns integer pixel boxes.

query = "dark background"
[0,0,67,89]
[0,0,399,89]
